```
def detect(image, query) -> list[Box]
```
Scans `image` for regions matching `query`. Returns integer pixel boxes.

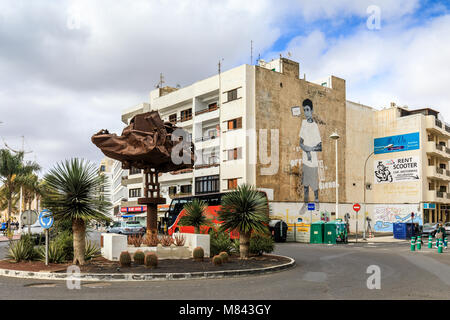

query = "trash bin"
[393,222,415,239]
[324,221,337,244]
[310,221,325,244]
[336,221,348,243]
[269,220,288,242]
[296,223,310,243]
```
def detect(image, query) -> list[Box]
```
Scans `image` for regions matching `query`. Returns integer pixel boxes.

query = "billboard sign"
[374,132,420,154]
[374,156,420,184]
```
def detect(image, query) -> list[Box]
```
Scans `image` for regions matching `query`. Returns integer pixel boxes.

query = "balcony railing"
[194,163,220,170]
[436,119,443,128]
[437,168,444,175]
[437,191,444,198]
[195,105,219,116]
[446,170,450,177]
[436,144,444,151]
[195,135,218,143]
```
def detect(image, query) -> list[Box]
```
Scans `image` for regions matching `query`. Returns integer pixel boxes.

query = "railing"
[195,105,219,116]
[446,147,450,155]
[195,135,218,143]
[180,115,193,122]
[194,163,220,170]
[446,125,450,133]
[437,168,444,175]
[436,144,444,151]
[436,119,443,128]
[437,191,444,198]
[446,170,450,177]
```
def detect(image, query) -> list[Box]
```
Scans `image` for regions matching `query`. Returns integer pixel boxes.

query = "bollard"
[428,235,433,249]
[417,236,422,250]
[410,237,416,251]
[438,239,443,254]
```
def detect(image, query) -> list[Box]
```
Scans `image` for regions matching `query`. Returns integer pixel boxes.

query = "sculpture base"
[137,197,166,236]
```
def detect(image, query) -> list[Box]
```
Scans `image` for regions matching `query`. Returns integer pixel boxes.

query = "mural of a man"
[299,99,322,211]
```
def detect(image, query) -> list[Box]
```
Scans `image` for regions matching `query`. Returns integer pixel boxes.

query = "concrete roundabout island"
[0,254,295,282]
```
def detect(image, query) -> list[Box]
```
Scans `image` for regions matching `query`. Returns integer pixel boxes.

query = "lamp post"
[330,131,340,220]
[363,143,394,239]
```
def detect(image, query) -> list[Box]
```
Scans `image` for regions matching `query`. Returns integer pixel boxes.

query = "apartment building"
[118,57,449,232]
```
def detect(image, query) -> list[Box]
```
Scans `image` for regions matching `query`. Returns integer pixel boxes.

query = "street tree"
[42,158,111,265]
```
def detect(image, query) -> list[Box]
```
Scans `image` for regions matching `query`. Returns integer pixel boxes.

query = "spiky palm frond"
[178,198,211,233]
[42,158,112,223]
[218,184,270,235]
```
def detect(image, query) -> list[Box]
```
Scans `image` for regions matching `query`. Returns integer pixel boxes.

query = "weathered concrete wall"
[254,61,346,204]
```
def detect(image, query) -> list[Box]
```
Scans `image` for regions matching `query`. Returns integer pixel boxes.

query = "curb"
[0,255,295,282]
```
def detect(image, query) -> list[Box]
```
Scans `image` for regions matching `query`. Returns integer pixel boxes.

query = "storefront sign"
[374,156,420,184]
[120,206,146,213]
[374,132,420,154]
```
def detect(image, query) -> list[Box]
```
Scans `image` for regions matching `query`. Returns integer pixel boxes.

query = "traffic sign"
[38,209,54,229]
[353,203,361,212]
[307,203,315,211]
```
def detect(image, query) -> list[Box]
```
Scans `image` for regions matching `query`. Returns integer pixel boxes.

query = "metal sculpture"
[92,111,194,235]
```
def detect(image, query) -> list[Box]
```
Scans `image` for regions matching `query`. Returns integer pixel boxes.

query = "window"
[227,89,238,102]
[180,185,192,194]
[180,108,192,122]
[100,165,106,172]
[129,188,141,198]
[169,113,177,123]
[227,147,242,161]
[168,186,177,195]
[227,178,238,190]
[195,175,219,194]
[130,167,141,175]
[227,117,242,130]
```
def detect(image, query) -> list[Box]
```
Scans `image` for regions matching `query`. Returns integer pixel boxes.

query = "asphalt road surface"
[0,234,449,300]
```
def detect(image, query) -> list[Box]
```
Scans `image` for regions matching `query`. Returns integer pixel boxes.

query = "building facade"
[117,57,449,231]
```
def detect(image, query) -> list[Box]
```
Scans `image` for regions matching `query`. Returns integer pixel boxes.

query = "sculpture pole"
[138,167,165,235]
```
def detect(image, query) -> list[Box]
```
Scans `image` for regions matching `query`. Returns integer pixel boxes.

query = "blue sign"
[307,203,315,211]
[374,132,420,154]
[423,203,436,209]
[38,209,54,229]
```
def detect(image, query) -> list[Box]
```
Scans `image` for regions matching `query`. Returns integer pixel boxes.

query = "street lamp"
[330,131,340,220]
[363,143,394,239]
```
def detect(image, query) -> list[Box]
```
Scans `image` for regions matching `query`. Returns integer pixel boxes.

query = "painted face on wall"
[303,105,313,121]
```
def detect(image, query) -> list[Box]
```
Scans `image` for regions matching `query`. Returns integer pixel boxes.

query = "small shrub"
[193,246,204,261]
[219,251,229,263]
[6,235,36,262]
[119,251,131,267]
[133,250,145,265]
[212,255,223,266]
[128,234,143,247]
[174,234,186,246]
[159,235,174,246]
[143,233,159,246]
[36,242,66,264]
[85,240,101,261]
[209,228,233,256]
[233,233,275,256]
[144,252,158,268]
[54,231,73,261]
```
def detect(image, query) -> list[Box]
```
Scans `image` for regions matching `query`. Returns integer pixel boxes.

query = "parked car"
[421,223,439,237]
[21,220,45,243]
[444,222,450,233]
[106,221,145,235]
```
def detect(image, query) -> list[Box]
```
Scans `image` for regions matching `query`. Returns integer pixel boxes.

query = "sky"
[1,0,450,175]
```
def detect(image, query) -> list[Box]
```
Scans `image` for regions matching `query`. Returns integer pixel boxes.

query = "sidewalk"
[347,232,408,243]
[0,234,20,242]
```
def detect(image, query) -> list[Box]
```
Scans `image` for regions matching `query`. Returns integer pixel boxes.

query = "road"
[0,233,449,300]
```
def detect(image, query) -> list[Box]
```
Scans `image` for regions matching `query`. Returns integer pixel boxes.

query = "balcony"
[159,168,193,183]
[194,107,220,124]
[426,115,450,138]
[425,142,450,160]
[426,166,450,181]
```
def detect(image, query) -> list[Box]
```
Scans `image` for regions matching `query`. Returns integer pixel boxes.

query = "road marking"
[401,253,450,286]
[320,252,353,261]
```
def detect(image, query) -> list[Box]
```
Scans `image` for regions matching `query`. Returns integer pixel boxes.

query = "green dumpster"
[310,221,325,244]
[324,221,337,244]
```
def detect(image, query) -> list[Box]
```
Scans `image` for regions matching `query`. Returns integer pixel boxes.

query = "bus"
[167,191,269,238]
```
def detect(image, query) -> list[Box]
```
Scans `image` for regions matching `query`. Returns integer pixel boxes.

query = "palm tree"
[218,184,270,259]
[22,173,41,211]
[178,198,210,234]
[0,149,40,230]
[42,158,112,265]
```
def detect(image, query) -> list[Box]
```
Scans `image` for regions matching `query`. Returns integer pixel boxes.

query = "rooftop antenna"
[155,73,165,88]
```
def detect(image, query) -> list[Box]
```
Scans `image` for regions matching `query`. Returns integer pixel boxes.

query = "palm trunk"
[194,226,200,234]
[239,232,251,260]
[7,195,12,231]
[72,218,86,265]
